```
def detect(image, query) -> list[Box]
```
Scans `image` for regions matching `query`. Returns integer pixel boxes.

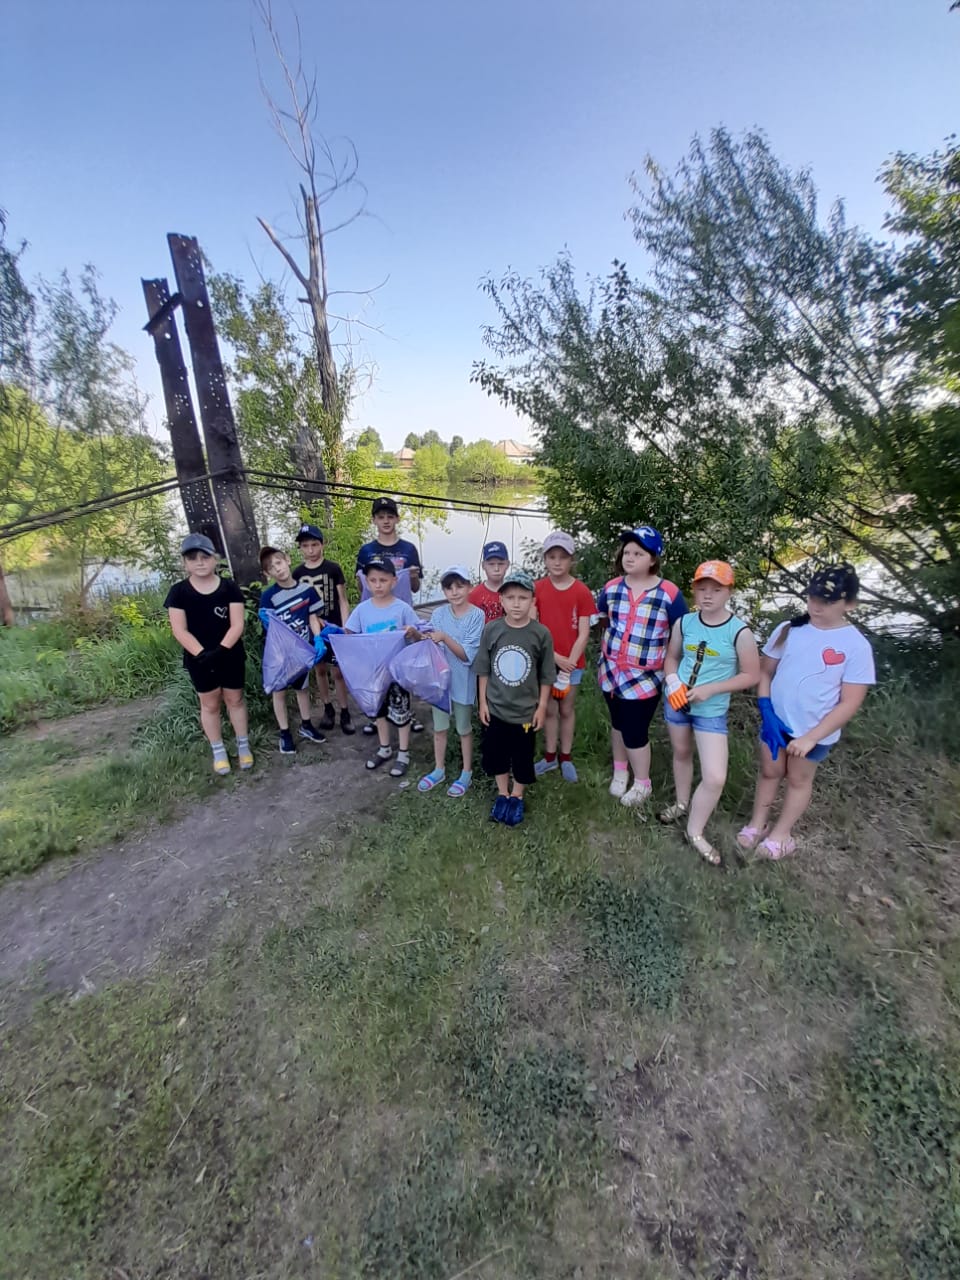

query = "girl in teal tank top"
[659,561,760,865]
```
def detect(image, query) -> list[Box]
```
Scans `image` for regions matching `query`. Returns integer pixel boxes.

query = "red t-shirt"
[469,581,504,623]
[534,577,596,667]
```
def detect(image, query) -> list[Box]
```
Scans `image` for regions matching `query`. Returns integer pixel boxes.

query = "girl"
[164,533,252,776]
[533,531,596,783]
[659,560,760,864]
[596,525,687,808]
[739,564,875,858]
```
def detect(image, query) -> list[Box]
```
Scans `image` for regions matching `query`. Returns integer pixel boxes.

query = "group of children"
[165,502,876,854]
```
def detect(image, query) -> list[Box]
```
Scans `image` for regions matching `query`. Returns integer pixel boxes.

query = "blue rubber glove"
[312,633,327,662]
[258,607,272,630]
[758,696,793,761]
[319,623,344,639]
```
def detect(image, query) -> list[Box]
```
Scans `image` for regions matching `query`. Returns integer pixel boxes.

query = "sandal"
[365,750,393,770]
[389,759,410,778]
[736,825,764,850]
[447,776,471,798]
[686,831,721,866]
[658,801,688,825]
[417,769,446,793]
[757,836,797,860]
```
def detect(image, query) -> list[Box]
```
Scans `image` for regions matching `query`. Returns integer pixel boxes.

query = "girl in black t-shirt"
[163,534,252,775]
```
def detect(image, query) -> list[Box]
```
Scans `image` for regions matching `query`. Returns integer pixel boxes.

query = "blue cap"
[619,525,664,557]
[296,522,324,543]
[481,540,509,562]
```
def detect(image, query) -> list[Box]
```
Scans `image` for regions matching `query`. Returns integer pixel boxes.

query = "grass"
[0,636,959,1275]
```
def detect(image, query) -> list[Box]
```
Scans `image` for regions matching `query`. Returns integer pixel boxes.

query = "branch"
[256,216,309,291]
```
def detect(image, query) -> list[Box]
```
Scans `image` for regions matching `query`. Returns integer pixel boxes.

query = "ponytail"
[770,612,810,653]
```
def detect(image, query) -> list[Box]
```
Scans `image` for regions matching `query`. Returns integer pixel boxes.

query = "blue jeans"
[663,702,728,735]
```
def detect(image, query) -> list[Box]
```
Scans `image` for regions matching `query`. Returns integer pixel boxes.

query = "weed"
[579,875,689,1011]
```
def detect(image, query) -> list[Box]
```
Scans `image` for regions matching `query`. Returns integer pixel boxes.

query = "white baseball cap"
[440,564,472,585]
[542,530,575,555]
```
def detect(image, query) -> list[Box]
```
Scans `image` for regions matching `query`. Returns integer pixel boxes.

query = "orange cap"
[692,559,735,587]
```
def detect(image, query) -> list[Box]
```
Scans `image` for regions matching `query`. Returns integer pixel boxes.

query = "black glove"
[195,647,221,666]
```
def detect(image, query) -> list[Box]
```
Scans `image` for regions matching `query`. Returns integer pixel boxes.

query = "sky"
[2,0,958,451]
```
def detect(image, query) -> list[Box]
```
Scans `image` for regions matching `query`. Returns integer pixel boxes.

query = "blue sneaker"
[490,795,510,822]
[298,721,327,744]
[503,796,525,826]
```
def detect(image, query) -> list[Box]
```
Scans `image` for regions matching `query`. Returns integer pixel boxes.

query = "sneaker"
[503,796,525,826]
[317,702,336,731]
[534,757,559,777]
[298,721,327,744]
[362,721,377,736]
[560,760,578,783]
[490,795,510,823]
[411,719,425,733]
[620,781,652,808]
[278,730,296,755]
[608,772,630,798]
[340,708,356,735]
[658,801,689,825]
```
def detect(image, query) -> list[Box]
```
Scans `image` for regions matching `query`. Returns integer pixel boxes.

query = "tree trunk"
[0,560,15,627]
[290,419,332,523]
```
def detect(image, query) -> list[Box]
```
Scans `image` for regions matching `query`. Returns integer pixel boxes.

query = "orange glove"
[665,674,689,710]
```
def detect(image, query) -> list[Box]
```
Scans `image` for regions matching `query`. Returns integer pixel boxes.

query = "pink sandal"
[757,836,797,860]
[736,826,764,850]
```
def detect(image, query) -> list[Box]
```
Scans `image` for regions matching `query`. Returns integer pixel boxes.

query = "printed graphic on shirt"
[492,644,533,687]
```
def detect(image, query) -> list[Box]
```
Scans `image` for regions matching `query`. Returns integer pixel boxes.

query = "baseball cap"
[619,525,664,557]
[372,496,399,516]
[295,522,324,543]
[440,564,472,586]
[807,563,859,602]
[180,533,217,556]
[499,568,535,593]
[693,559,735,587]
[542,530,575,555]
[362,555,397,576]
[481,540,509,562]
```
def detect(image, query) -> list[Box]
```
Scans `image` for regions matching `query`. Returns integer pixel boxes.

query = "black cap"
[362,555,397,576]
[372,497,399,516]
[295,522,324,543]
[807,563,859,603]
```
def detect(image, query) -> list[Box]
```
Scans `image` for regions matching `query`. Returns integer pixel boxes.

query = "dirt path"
[0,701,417,1008]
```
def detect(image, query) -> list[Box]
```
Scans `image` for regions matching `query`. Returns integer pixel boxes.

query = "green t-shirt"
[475,618,556,723]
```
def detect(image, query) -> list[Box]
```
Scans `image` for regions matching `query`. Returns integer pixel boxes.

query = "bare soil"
[0,699,419,1008]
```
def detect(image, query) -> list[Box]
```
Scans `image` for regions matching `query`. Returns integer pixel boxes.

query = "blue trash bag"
[357,566,414,605]
[262,616,318,694]
[389,639,451,713]
[328,631,407,718]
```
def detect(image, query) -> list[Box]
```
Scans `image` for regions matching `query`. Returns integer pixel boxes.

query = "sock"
[544,751,557,763]
[377,744,392,758]
[559,752,572,763]
[236,736,250,752]
[425,767,445,783]
[458,769,473,782]
[211,740,228,762]
[613,761,628,774]
[397,749,410,764]
[634,777,651,790]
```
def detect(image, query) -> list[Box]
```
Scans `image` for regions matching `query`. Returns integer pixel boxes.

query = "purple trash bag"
[389,640,451,713]
[328,631,407,718]
[262,616,317,694]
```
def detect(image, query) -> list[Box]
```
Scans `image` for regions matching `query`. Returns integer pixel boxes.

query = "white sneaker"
[608,772,630,798]
[620,781,652,808]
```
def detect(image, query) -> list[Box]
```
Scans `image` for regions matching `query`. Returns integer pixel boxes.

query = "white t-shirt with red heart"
[763,622,876,745]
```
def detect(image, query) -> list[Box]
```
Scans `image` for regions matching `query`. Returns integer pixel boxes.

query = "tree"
[356,426,383,453]
[448,434,464,455]
[404,432,422,451]
[411,442,450,487]
[448,440,514,486]
[420,428,443,448]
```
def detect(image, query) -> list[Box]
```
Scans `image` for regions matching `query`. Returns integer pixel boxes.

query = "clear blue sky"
[2,0,957,450]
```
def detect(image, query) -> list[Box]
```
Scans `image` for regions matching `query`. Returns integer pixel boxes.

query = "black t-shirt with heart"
[164,576,246,662]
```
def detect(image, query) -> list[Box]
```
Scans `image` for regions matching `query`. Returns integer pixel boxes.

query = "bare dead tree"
[252,0,383,516]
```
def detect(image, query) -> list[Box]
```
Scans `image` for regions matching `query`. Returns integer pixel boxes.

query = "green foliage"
[411,441,450,487]
[579,875,688,1011]
[448,439,515,485]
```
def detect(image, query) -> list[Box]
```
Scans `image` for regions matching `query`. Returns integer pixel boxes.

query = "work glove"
[258,607,272,630]
[758,696,793,761]
[195,647,221,667]
[319,623,344,639]
[665,673,689,711]
[313,633,327,662]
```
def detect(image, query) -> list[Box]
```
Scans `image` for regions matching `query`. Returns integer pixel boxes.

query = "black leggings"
[604,690,661,750]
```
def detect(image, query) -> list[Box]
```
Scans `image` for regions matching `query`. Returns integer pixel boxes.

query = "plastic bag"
[389,639,451,712]
[262,616,317,694]
[328,631,407,717]
[357,566,414,605]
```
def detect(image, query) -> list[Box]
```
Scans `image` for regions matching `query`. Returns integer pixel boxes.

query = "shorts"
[377,682,413,727]
[604,690,660,750]
[482,715,536,784]
[433,700,474,735]
[184,644,245,694]
[568,667,584,687]
[663,703,728,735]
[757,733,832,763]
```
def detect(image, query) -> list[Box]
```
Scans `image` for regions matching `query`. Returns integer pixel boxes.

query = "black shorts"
[604,690,660,750]
[185,644,246,695]
[482,715,536,784]
[377,682,413,727]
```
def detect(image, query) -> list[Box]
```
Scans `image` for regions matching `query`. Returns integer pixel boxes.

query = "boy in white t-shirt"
[739,564,876,859]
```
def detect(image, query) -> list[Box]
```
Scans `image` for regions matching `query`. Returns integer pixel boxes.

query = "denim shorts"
[756,733,833,763]
[663,702,728,735]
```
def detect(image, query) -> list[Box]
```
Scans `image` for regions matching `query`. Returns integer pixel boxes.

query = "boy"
[416,565,485,798]
[469,539,509,622]
[533,531,596,783]
[259,546,327,755]
[355,496,424,735]
[165,533,252,776]
[476,568,556,826]
[343,556,421,777]
[291,522,355,735]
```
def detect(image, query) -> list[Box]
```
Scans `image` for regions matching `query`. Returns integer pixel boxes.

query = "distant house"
[394,447,416,469]
[493,439,536,464]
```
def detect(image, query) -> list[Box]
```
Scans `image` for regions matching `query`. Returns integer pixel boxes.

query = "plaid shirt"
[597,576,687,699]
